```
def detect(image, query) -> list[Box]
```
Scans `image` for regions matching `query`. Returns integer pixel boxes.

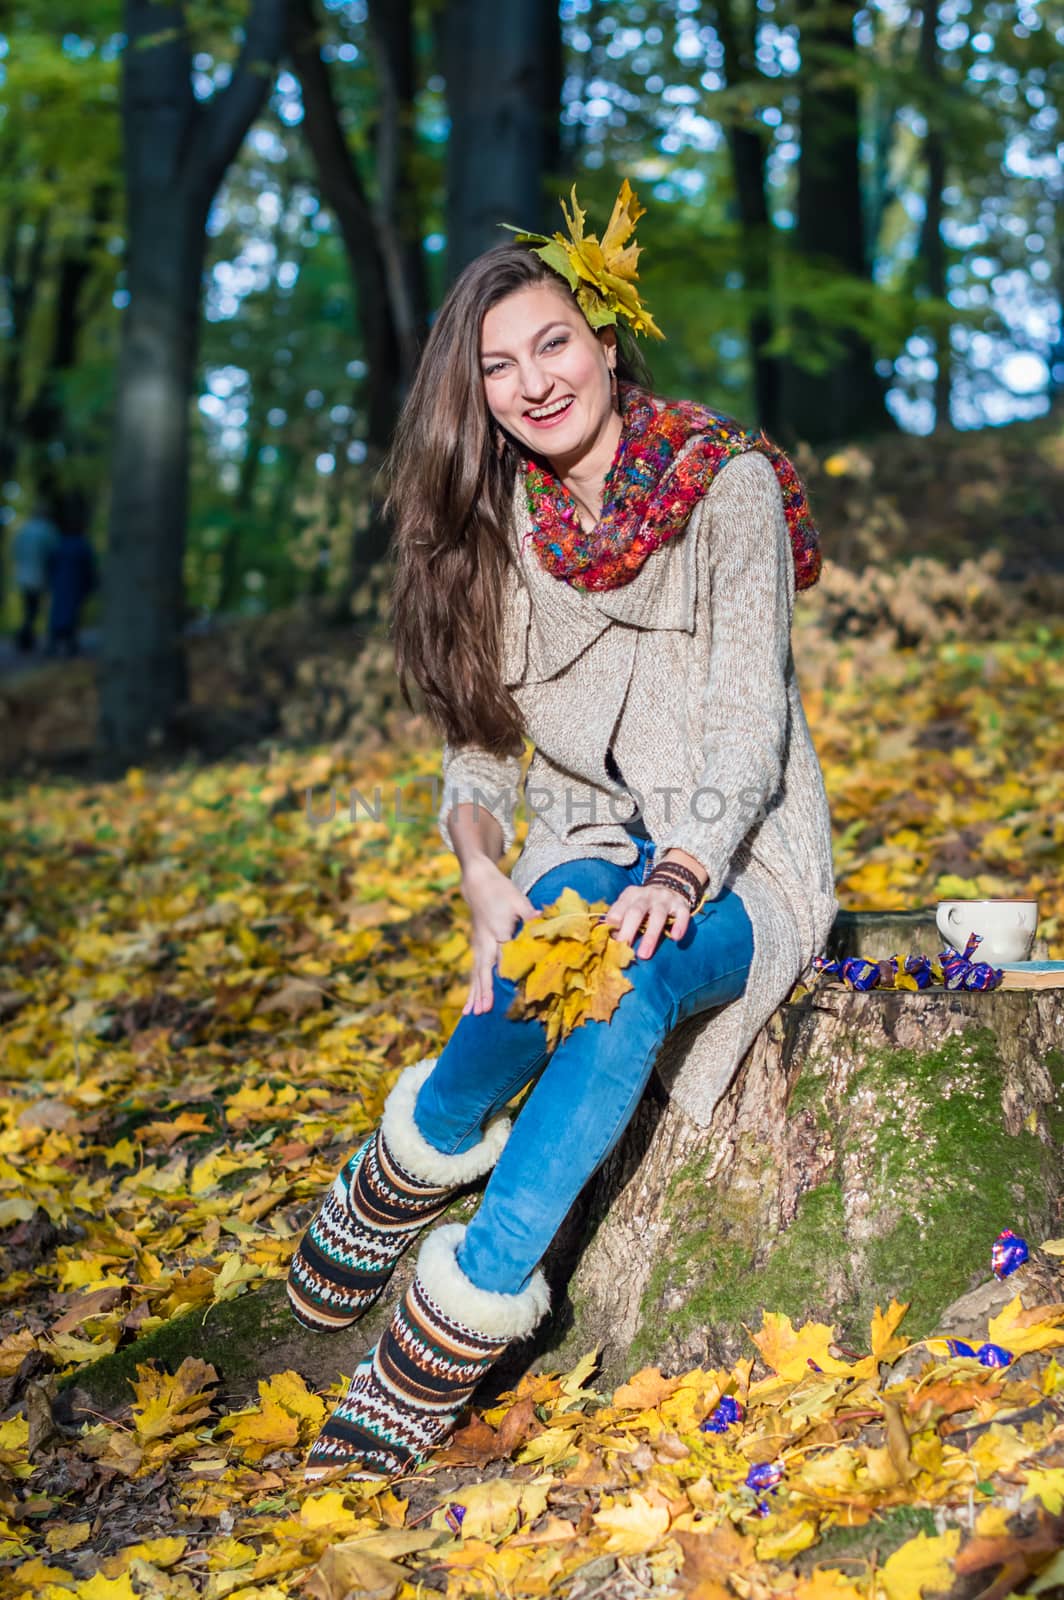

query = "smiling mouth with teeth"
[527,396,574,421]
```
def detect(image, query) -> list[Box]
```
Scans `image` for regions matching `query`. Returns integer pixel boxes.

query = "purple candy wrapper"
[991,1228,1029,1279]
[941,930,1003,991]
[811,955,879,989]
[746,1461,784,1493]
[812,937,1002,993]
[701,1395,744,1432]
[900,955,934,989]
[946,1337,1014,1367]
[976,1342,1013,1368]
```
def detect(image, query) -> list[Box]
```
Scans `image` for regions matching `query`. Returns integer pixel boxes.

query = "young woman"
[287,181,838,1481]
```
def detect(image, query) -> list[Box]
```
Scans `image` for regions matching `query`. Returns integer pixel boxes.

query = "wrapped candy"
[975,1342,1014,1368]
[811,955,880,990]
[941,931,1003,991]
[811,934,1003,993]
[991,1228,1029,1279]
[445,1503,466,1534]
[893,954,934,989]
[746,1461,784,1493]
[746,1460,783,1516]
[700,1395,744,1432]
[844,958,880,990]
[946,1338,1014,1367]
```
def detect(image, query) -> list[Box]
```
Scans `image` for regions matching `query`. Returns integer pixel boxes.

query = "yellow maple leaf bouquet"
[498,885,639,1050]
[500,178,665,342]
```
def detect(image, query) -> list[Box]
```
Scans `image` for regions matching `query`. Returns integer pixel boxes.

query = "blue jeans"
[412,835,754,1296]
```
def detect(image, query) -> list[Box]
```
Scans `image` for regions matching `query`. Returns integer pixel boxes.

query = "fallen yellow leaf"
[593,1490,671,1554]
[747,1311,861,1380]
[878,1529,962,1600]
[130,1358,218,1441]
[44,1521,92,1553]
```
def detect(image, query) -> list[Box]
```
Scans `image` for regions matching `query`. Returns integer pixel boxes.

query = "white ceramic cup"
[935,898,1038,964]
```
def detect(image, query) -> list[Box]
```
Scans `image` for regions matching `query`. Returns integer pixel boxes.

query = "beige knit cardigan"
[437,433,839,1128]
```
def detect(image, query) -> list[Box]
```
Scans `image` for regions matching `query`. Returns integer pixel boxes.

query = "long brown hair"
[386,241,653,755]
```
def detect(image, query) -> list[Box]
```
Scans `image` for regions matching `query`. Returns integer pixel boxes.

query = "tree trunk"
[98,0,285,765]
[438,0,562,275]
[55,913,1064,1425]
[782,0,891,442]
[711,0,782,435]
[286,0,427,620]
[0,202,50,611]
[865,6,903,275]
[918,0,951,431]
[286,0,407,440]
[366,0,431,385]
[21,184,112,510]
[99,204,205,754]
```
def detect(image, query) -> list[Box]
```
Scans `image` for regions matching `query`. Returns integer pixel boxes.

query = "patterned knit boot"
[303,1221,551,1481]
[286,1058,511,1332]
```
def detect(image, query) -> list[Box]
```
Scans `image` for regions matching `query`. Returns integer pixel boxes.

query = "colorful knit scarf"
[522,381,821,594]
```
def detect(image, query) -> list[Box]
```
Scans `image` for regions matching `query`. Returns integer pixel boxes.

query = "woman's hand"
[601,881,695,959]
[459,856,538,1016]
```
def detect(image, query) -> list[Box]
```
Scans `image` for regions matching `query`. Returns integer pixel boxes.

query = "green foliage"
[1,0,1058,626]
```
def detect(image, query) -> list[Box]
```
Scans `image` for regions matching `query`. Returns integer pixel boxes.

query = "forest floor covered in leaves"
[1,423,1063,1597]
[0,609,1061,1597]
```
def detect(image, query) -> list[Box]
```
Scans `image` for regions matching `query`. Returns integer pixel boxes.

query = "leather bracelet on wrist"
[645,867,700,913]
[649,875,698,913]
[650,859,707,902]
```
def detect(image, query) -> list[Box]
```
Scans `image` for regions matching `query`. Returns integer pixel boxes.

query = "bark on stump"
[55,910,1064,1424]
[536,911,1062,1390]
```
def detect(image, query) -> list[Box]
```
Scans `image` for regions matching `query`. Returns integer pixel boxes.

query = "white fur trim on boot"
[415,1221,551,1342]
[379,1056,511,1189]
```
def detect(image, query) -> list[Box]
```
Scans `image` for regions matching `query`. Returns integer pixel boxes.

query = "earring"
[610,368,619,408]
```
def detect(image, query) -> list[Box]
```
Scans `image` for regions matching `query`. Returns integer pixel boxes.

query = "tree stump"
[55,911,1064,1423]
[530,911,1063,1390]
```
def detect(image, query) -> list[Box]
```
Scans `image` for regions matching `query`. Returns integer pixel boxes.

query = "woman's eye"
[482,336,566,377]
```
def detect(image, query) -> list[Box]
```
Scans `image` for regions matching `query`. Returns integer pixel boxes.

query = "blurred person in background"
[46,490,98,659]
[12,498,60,654]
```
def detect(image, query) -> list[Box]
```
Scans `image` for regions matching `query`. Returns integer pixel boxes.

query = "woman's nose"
[518,364,553,401]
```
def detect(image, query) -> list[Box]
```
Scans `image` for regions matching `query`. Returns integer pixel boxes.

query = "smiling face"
[480,282,618,473]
